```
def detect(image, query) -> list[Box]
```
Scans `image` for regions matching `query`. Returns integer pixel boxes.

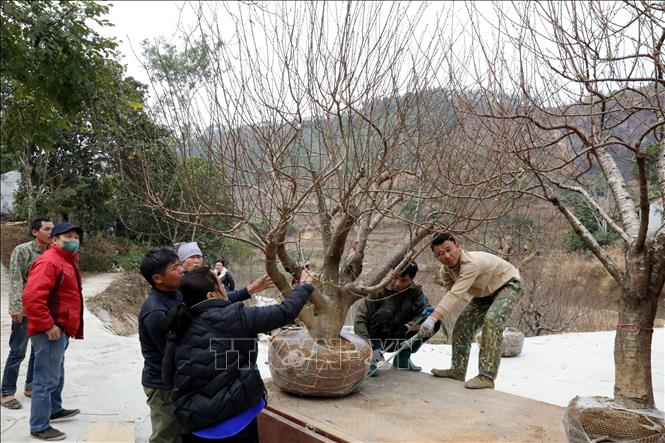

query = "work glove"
[421,306,435,318]
[371,349,383,364]
[419,315,437,338]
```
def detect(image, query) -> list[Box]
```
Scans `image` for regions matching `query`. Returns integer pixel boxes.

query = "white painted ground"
[0,269,151,442]
[1,269,663,442]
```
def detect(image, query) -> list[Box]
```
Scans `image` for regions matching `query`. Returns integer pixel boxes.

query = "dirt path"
[0,266,151,442]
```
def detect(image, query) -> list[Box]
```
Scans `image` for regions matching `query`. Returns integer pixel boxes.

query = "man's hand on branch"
[247,274,275,294]
[299,267,314,284]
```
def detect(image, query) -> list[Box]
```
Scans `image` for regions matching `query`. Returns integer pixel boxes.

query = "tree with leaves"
[1,0,122,219]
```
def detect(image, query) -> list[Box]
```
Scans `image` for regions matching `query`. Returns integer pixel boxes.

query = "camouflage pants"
[451,278,524,380]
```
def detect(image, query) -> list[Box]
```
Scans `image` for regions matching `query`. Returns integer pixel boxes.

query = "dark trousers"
[182,418,258,443]
[367,308,439,356]
[1,316,35,396]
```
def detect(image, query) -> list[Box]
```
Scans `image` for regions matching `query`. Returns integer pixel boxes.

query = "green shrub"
[79,233,148,272]
[562,228,619,252]
[115,246,150,271]
[79,254,115,272]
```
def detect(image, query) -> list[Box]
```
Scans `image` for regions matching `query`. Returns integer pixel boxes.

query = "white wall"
[0,170,20,214]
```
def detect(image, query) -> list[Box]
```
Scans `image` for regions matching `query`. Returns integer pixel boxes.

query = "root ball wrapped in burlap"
[268,328,372,397]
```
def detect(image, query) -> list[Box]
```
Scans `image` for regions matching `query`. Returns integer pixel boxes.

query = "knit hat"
[177,242,202,263]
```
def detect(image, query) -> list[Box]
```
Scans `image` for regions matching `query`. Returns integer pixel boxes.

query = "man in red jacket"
[22,223,84,441]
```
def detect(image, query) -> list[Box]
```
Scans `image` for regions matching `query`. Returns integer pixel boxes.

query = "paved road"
[0,266,151,442]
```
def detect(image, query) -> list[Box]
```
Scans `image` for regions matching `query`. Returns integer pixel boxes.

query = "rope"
[617,323,653,331]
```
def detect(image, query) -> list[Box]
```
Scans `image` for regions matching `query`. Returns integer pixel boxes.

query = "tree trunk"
[304,286,350,340]
[613,251,659,409]
[20,140,35,220]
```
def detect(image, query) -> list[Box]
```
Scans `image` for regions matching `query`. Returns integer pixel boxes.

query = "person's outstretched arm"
[227,274,274,303]
[241,283,314,335]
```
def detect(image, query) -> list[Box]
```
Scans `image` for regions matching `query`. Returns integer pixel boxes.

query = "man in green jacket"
[354,262,437,376]
[1,218,53,410]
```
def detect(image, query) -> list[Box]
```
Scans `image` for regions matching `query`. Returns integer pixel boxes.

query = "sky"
[100,1,195,85]
[99,1,496,88]
[98,1,496,125]
[96,1,649,124]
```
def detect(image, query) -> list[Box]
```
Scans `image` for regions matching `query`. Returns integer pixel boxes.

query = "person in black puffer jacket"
[162,266,314,442]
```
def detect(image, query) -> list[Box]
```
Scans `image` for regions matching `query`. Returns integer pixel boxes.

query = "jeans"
[1,316,35,396]
[29,332,68,433]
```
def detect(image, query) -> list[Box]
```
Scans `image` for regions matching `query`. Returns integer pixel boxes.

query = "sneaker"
[431,368,465,381]
[50,408,80,422]
[30,426,66,441]
[368,363,380,377]
[464,374,495,389]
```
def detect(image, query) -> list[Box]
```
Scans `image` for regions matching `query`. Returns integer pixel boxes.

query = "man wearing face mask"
[22,223,84,441]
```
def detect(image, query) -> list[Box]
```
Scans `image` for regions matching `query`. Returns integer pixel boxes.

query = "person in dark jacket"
[22,222,84,441]
[213,259,235,292]
[354,261,438,376]
[139,247,276,443]
[162,266,314,443]
[138,247,185,443]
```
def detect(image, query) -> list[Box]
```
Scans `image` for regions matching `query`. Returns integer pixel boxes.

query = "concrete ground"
[265,370,566,442]
[2,263,659,442]
[0,268,151,443]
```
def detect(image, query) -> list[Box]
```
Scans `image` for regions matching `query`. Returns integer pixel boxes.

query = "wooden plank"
[258,408,342,443]
[264,370,566,442]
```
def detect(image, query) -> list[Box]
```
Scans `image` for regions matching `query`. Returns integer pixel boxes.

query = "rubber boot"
[392,349,422,371]
[431,368,465,381]
[464,374,495,389]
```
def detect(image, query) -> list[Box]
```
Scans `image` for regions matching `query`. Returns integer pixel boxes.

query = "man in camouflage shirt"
[1,218,53,410]
[420,233,524,389]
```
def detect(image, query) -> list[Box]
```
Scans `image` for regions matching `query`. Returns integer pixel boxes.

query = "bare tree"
[126,1,522,340]
[454,1,664,409]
